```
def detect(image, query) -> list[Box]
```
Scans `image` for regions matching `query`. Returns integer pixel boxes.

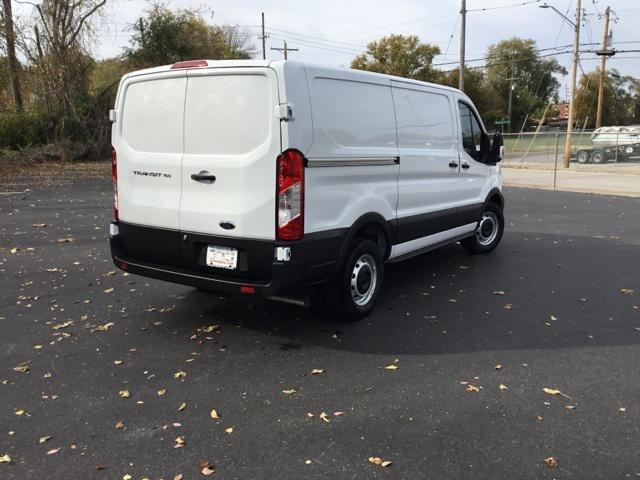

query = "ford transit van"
[109,59,504,319]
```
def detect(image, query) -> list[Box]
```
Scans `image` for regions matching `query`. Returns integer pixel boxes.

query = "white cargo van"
[109,59,505,319]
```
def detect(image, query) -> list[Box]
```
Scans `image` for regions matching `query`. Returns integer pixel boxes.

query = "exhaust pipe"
[267,295,310,308]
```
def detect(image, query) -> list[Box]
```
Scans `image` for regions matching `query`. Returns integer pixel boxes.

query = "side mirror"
[488,133,504,164]
[479,132,492,163]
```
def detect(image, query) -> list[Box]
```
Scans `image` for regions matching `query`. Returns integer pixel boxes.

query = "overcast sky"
[14,0,640,99]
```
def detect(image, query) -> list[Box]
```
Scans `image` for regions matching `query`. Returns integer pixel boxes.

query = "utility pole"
[261,12,267,60]
[507,82,516,133]
[459,0,466,91]
[1,0,23,112]
[271,41,298,60]
[563,0,581,169]
[595,6,611,129]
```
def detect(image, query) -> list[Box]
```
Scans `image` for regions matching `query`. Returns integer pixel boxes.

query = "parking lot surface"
[1,168,640,479]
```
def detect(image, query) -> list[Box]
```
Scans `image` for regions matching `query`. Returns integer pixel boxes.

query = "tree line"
[1,2,639,160]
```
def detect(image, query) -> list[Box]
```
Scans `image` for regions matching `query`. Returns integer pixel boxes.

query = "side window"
[458,102,483,160]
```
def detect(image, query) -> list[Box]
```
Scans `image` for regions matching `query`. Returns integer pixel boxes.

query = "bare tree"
[15,0,105,144]
[1,0,24,111]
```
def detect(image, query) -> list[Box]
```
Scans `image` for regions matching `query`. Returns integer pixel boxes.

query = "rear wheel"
[576,150,590,164]
[327,239,384,320]
[461,202,504,254]
[590,149,605,164]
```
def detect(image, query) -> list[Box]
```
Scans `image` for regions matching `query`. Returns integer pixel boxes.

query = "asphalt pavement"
[1,167,640,479]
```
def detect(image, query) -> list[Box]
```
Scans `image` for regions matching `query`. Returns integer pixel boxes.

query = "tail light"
[276,149,304,241]
[111,148,119,221]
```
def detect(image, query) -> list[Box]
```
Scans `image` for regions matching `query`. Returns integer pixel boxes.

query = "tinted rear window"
[184,74,272,155]
[121,77,186,154]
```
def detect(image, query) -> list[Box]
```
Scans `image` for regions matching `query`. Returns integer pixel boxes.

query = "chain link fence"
[503,131,640,169]
[500,130,640,195]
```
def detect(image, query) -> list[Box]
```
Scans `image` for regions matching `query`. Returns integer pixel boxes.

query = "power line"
[467,0,543,12]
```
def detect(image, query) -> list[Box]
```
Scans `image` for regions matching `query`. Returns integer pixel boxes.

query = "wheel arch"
[336,213,393,266]
[484,188,504,210]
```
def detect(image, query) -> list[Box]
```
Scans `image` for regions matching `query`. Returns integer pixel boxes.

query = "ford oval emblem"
[219,221,235,230]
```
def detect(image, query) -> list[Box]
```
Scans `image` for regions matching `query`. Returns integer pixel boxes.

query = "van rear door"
[115,71,186,230]
[179,68,281,240]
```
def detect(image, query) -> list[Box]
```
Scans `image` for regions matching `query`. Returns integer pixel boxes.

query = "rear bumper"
[109,222,345,296]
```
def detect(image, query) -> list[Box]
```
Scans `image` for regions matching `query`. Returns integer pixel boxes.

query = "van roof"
[123,59,463,96]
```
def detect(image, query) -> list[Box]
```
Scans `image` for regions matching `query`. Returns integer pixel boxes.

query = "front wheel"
[461,202,504,254]
[326,239,384,320]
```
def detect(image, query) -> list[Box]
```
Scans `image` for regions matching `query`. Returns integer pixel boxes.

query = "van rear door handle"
[448,161,459,168]
[191,171,216,184]
[461,162,470,169]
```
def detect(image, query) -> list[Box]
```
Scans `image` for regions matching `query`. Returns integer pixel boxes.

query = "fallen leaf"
[225,427,233,434]
[47,448,61,455]
[493,290,505,295]
[174,436,185,449]
[385,364,399,370]
[494,364,503,370]
[13,362,30,373]
[310,369,325,375]
[333,411,344,417]
[103,288,114,293]
[544,456,558,468]
[10,247,19,254]
[282,389,297,395]
[56,238,74,243]
[0,454,11,463]
[93,322,114,332]
[178,402,186,411]
[118,390,130,398]
[39,436,52,444]
[210,409,220,420]
[123,475,132,480]
[52,321,73,330]
[504,303,513,310]
[466,384,480,392]
[15,410,25,416]
[621,288,634,295]
[115,421,125,429]
[319,412,330,423]
[565,405,576,410]
[201,465,215,476]
[542,387,572,399]
[157,389,166,396]
[499,384,508,391]
[174,371,187,379]
[174,475,183,480]
[619,407,627,412]
[368,456,392,467]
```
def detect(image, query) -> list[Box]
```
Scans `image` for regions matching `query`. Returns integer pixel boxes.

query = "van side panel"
[303,69,399,236]
[278,62,314,155]
[391,82,462,243]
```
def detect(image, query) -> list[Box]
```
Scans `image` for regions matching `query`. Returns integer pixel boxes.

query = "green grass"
[503,134,594,154]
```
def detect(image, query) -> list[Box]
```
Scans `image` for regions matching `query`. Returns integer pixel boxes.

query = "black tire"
[576,150,590,164]
[590,149,605,164]
[461,202,504,254]
[326,239,384,321]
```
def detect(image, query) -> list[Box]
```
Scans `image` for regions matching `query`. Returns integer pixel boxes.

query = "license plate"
[206,245,238,270]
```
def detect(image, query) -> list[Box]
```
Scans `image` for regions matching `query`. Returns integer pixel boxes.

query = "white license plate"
[206,245,238,270]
